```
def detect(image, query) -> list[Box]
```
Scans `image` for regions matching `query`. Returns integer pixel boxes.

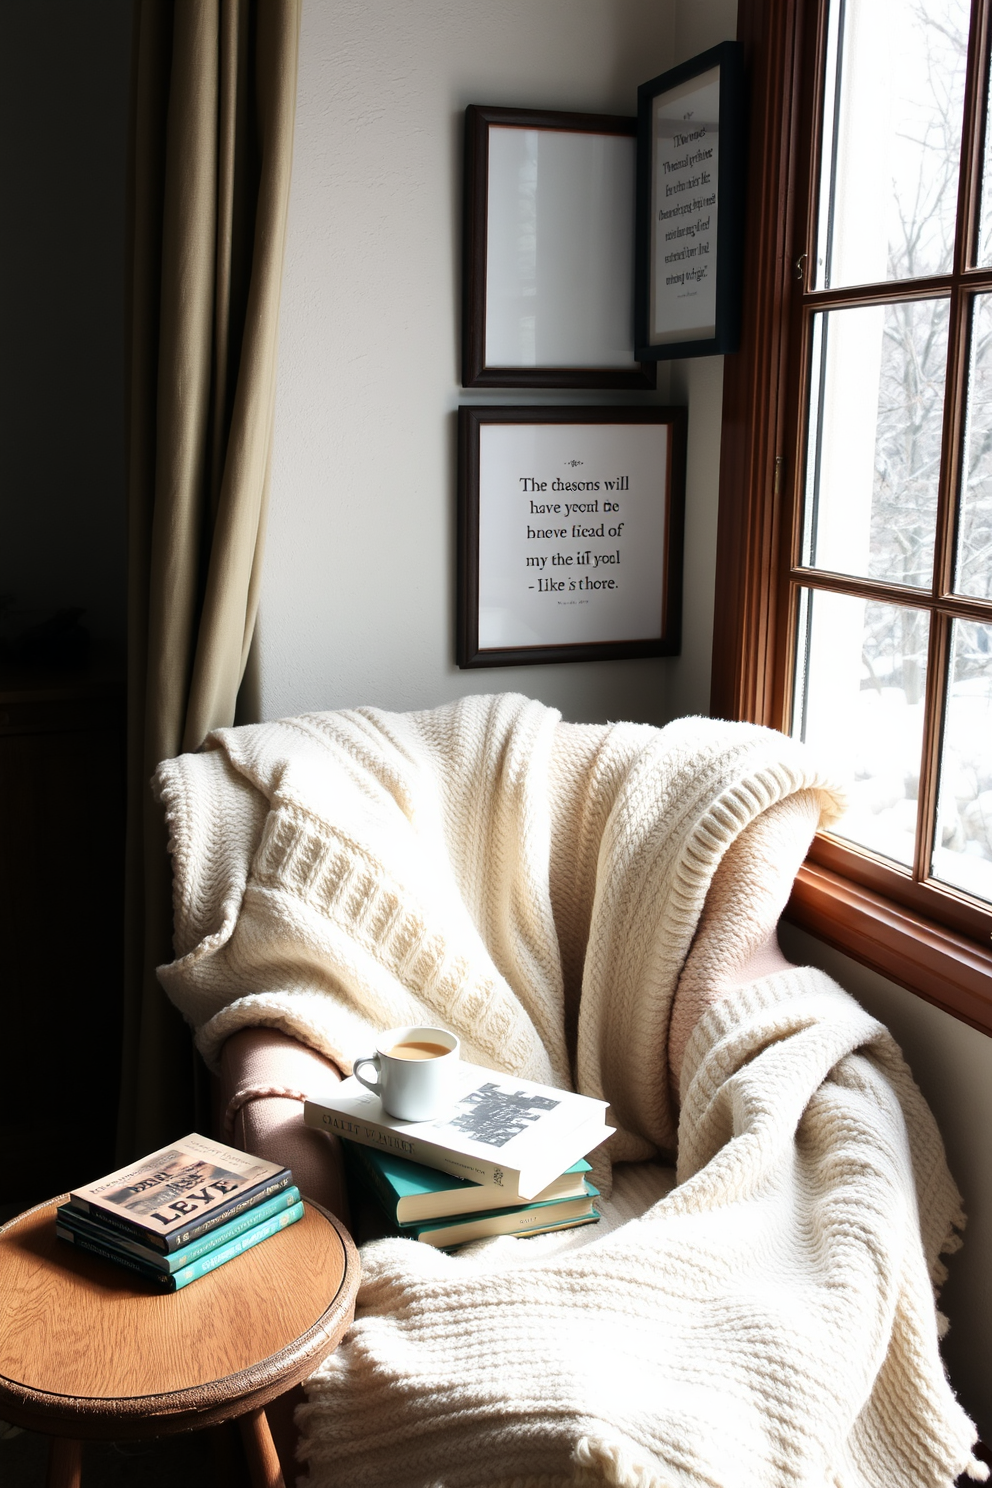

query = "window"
[714,0,992,1034]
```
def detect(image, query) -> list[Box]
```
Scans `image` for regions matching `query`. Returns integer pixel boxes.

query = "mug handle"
[353,1053,382,1097]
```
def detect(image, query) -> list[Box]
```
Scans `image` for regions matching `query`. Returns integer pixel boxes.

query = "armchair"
[155,695,982,1488]
[215,782,817,1218]
[213,780,816,1486]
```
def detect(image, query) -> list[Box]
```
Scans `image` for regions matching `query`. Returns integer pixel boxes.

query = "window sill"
[786,863,992,1037]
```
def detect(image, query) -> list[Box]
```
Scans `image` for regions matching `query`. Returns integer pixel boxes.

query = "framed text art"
[457,406,686,668]
[462,106,657,389]
[634,41,745,360]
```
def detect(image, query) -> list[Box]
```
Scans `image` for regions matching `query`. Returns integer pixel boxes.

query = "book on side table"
[56,1133,299,1290]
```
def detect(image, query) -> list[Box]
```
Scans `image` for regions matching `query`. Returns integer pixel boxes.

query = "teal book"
[56,1200,305,1289]
[401,1195,600,1249]
[343,1139,592,1224]
[55,1186,303,1273]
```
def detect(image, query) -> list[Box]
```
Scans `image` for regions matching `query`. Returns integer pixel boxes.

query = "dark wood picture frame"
[462,105,657,389]
[457,405,686,668]
[635,40,745,361]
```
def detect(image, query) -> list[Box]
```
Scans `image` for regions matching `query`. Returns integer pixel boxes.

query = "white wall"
[256,0,680,728]
[664,5,737,720]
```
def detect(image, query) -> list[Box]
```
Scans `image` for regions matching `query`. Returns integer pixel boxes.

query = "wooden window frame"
[713,0,992,1037]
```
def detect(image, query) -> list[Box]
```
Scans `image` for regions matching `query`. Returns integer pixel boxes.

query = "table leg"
[240,1407,286,1488]
[47,1437,82,1488]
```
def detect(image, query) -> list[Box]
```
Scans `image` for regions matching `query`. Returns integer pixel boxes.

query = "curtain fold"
[120,0,301,1157]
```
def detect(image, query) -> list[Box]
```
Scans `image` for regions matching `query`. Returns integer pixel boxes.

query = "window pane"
[977,54,992,265]
[793,589,929,868]
[932,620,992,904]
[954,294,992,598]
[815,0,968,289]
[802,302,947,587]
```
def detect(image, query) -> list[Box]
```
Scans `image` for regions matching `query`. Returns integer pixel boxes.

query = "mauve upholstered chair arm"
[217,1027,351,1226]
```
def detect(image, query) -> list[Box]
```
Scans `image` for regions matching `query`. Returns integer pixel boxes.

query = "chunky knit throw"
[154,694,985,1488]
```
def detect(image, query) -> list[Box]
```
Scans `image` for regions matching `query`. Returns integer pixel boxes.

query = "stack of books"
[55,1133,300,1291]
[305,1062,612,1249]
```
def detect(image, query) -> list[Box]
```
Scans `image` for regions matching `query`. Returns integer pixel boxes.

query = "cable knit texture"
[153,694,984,1488]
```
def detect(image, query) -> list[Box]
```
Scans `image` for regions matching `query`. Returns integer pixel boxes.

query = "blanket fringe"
[572,1435,676,1488]
[933,1207,967,1336]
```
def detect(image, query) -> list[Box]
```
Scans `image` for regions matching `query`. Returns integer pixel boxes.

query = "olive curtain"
[119,0,301,1156]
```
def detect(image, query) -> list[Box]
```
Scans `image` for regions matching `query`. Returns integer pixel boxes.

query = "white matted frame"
[462,106,657,389]
[457,406,686,667]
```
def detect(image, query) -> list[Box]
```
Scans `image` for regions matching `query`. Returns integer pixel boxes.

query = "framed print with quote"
[463,106,657,389]
[635,41,745,360]
[457,406,686,668]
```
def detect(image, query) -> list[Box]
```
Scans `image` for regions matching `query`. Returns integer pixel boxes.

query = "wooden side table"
[0,1196,360,1488]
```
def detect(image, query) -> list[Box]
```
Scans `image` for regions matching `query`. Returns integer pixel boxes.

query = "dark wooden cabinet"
[0,662,126,1206]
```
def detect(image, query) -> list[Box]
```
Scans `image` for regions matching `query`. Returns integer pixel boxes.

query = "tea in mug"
[385,1041,450,1060]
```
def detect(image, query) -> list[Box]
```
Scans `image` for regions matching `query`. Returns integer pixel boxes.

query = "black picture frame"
[457,405,686,668]
[635,41,745,361]
[462,105,657,389]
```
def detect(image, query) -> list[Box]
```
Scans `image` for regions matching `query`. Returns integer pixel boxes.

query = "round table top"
[0,1196,360,1438]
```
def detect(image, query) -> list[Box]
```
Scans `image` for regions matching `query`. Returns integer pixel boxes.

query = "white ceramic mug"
[352,1026,460,1121]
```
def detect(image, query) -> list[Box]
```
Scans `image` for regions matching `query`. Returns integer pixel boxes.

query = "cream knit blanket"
[153,694,984,1488]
